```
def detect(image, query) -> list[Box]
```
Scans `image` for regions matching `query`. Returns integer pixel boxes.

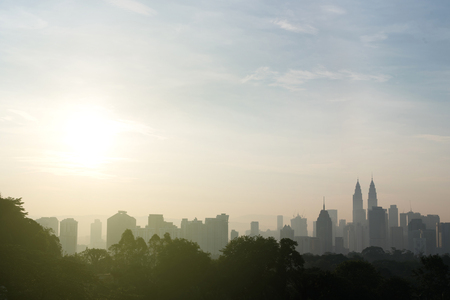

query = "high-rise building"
[60,218,78,255]
[280,225,294,240]
[368,206,387,249]
[388,205,399,228]
[390,227,403,250]
[35,217,59,236]
[205,213,229,257]
[367,178,378,211]
[250,221,259,237]
[327,209,338,246]
[277,215,283,231]
[230,229,239,240]
[316,201,332,254]
[437,223,450,254]
[107,211,137,249]
[90,219,103,249]
[352,180,366,224]
[290,214,308,237]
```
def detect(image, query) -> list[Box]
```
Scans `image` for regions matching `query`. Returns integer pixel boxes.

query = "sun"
[63,109,118,167]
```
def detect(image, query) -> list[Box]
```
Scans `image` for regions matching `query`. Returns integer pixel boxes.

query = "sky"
[1,0,450,235]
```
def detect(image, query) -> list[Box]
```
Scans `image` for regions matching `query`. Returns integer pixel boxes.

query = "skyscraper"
[90,219,103,249]
[388,205,399,228]
[60,218,78,255]
[205,213,229,257]
[290,214,308,236]
[35,217,59,236]
[352,180,366,224]
[277,215,283,231]
[250,221,259,237]
[107,211,137,249]
[367,178,378,211]
[280,225,294,240]
[368,206,387,249]
[316,200,332,254]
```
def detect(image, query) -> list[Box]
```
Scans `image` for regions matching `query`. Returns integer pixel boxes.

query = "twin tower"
[352,178,378,224]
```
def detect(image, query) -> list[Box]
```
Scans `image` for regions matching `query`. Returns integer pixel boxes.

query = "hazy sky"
[1,0,449,230]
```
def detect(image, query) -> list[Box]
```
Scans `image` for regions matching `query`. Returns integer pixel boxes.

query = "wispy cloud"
[243,66,391,91]
[321,5,346,15]
[104,0,156,16]
[416,134,450,143]
[271,19,318,35]
[241,67,278,84]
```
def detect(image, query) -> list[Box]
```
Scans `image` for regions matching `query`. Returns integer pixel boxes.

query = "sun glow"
[63,109,118,167]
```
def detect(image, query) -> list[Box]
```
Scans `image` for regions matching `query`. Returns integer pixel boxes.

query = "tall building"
[327,209,338,246]
[205,213,229,257]
[368,206,387,249]
[390,227,403,250]
[277,215,283,231]
[388,205,399,228]
[230,229,239,240]
[367,178,378,211]
[280,225,294,240]
[60,218,78,255]
[316,201,332,254]
[290,214,308,237]
[182,218,206,250]
[352,180,366,224]
[90,219,103,249]
[107,211,137,249]
[437,223,450,254]
[35,217,59,236]
[250,221,259,237]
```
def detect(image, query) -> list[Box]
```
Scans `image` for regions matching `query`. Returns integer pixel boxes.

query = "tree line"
[1,195,450,300]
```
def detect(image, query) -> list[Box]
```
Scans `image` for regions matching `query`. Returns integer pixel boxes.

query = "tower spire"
[323,196,325,210]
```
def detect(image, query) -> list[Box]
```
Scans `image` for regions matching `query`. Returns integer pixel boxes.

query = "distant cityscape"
[36,178,450,257]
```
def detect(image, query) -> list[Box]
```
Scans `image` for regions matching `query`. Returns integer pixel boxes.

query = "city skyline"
[1,1,450,224]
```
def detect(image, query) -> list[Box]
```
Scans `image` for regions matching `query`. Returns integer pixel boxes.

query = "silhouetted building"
[390,226,404,250]
[367,178,378,211]
[437,223,450,254]
[205,213,229,257]
[290,214,307,237]
[134,214,181,242]
[280,225,294,240]
[353,180,366,224]
[327,209,338,246]
[90,219,103,249]
[60,218,78,255]
[368,206,387,249]
[335,237,345,254]
[388,205,398,228]
[408,218,426,252]
[181,214,229,257]
[35,217,59,236]
[230,229,239,240]
[250,221,259,237]
[337,219,346,238]
[316,201,332,254]
[107,211,136,249]
[182,218,206,250]
[277,215,283,231]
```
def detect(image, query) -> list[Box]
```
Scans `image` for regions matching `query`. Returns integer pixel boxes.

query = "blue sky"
[1,0,449,231]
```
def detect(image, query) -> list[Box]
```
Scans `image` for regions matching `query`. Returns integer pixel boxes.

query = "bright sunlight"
[63,109,118,168]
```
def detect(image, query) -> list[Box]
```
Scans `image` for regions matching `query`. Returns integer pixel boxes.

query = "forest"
[1,195,450,300]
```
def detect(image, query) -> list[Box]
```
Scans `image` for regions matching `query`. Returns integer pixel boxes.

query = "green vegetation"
[1,196,450,299]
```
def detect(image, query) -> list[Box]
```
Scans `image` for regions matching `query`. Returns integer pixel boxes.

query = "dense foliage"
[1,196,450,299]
